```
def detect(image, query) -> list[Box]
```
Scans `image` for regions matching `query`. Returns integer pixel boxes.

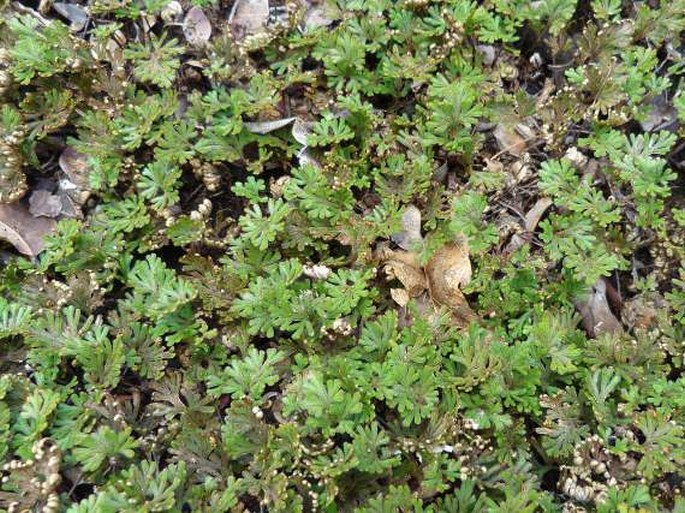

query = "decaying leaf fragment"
[574,279,623,338]
[290,119,321,168]
[228,0,269,38]
[58,147,91,192]
[244,117,296,134]
[425,238,473,319]
[390,287,410,307]
[58,147,91,216]
[0,203,56,258]
[29,190,62,218]
[380,234,474,326]
[292,119,313,146]
[183,7,212,45]
[382,249,427,298]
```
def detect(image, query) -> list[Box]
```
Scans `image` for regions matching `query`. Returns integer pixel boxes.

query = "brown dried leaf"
[58,147,91,191]
[426,239,472,315]
[382,249,427,298]
[56,190,83,218]
[0,203,56,258]
[183,6,212,45]
[244,117,296,134]
[493,123,528,156]
[574,279,623,338]
[523,197,553,233]
[380,239,474,326]
[228,0,269,38]
[390,287,410,307]
[28,190,62,218]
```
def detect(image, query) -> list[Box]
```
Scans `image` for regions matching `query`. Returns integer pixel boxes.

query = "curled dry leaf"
[297,147,321,168]
[56,190,82,218]
[524,198,554,230]
[382,248,427,298]
[29,190,62,218]
[244,117,296,134]
[391,204,422,250]
[0,203,56,258]
[574,279,623,338]
[183,7,212,46]
[228,0,269,38]
[565,147,589,168]
[507,160,533,185]
[269,175,290,198]
[426,239,473,316]
[381,237,474,326]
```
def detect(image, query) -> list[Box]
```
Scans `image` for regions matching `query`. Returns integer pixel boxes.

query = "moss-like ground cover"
[1,0,685,511]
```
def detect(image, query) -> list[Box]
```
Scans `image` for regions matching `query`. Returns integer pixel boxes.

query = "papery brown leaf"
[244,117,296,134]
[426,239,473,319]
[183,7,212,45]
[380,247,427,298]
[29,190,62,218]
[574,279,623,338]
[0,203,56,258]
[55,187,84,218]
[390,287,410,307]
[58,148,91,215]
[380,238,474,325]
